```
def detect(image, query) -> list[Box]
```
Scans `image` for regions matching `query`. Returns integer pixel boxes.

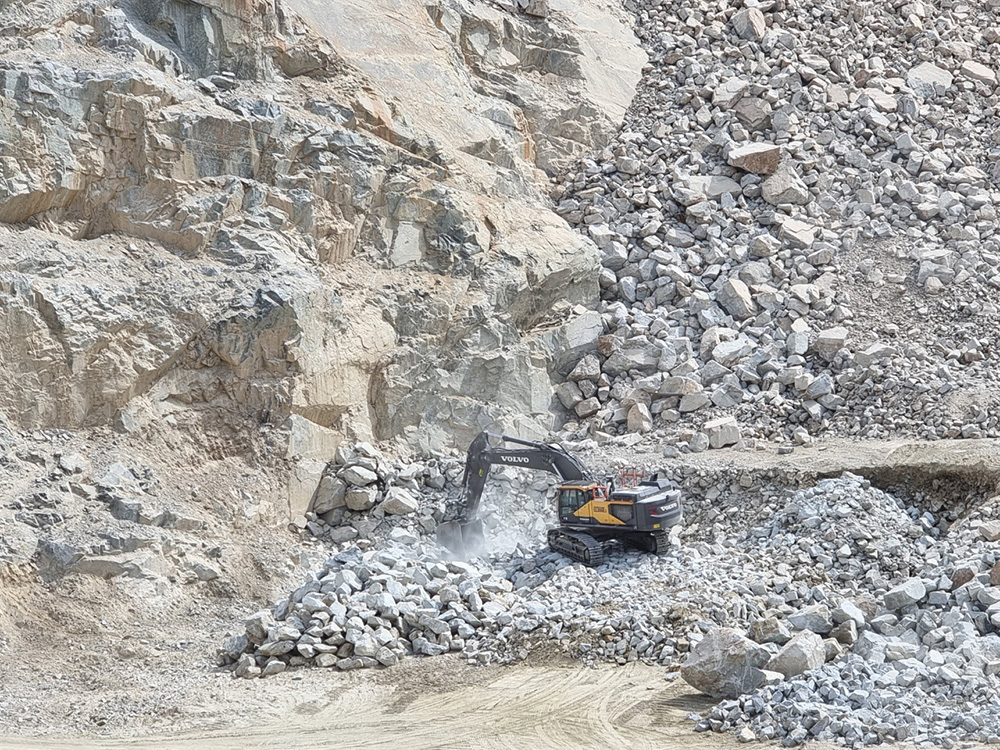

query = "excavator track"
[548,528,605,567]
[646,531,670,555]
[623,530,670,555]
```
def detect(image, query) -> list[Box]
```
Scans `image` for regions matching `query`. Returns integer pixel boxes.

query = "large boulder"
[680,628,770,699]
[704,416,741,449]
[312,475,347,514]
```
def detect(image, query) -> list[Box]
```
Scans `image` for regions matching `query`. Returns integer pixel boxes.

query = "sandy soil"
[4,660,736,750]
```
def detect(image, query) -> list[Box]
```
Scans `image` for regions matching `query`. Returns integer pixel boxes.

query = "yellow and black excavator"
[437,432,683,566]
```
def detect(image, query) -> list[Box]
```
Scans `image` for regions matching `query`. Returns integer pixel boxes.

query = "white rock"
[907,62,953,97]
[704,416,740,449]
[379,487,419,515]
[960,60,997,87]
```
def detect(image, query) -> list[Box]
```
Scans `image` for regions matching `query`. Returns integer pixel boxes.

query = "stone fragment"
[712,339,752,367]
[768,631,826,678]
[379,487,419,515]
[907,62,953,97]
[556,381,584,409]
[713,78,749,109]
[830,620,857,646]
[376,646,399,666]
[688,175,742,200]
[341,465,378,487]
[734,98,772,130]
[832,601,866,628]
[778,218,817,249]
[704,416,740,449]
[991,562,1000,587]
[659,377,702,397]
[980,521,1000,542]
[787,604,833,635]
[313,475,347,514]
[953,566,977,590]
[680,628,770,699]
[884,578,926,610]
[727,143,781,175]
[763,170,811,206]
[812,327,848,360]
[855,344,897,367]
[732,8,766,41]
[716,278,756,320]
[750,617,791,645]
[345,486,378,511]
[569,354,601,382]
[626,403,653,433]
[575,397,600,419]
[960,60,997,87]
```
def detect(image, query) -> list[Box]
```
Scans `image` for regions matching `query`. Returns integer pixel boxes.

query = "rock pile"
[555,0,1000,446]
[304,442,445,545]
[222,532,696,677]
[747,475,934,590]
[682,475,1000,746]
[220,543,544,676]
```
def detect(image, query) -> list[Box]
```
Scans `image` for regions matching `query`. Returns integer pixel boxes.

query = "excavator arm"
[438,431,595,555]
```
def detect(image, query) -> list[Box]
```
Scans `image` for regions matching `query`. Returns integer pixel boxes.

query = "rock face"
[0,0,647,518]
[681,628,770,699]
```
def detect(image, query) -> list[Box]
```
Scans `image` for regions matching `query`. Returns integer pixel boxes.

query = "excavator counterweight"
[436,432,683,565]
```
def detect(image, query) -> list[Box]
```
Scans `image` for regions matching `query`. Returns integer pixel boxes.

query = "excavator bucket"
[436,518,485,557]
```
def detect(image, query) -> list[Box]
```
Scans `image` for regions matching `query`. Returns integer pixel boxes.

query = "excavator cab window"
[558,488,588,516]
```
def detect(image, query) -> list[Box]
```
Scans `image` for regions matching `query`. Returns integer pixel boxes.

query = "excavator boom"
[437,432,594,555]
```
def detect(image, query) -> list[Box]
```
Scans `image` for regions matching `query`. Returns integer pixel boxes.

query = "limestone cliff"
[0,0,644,517]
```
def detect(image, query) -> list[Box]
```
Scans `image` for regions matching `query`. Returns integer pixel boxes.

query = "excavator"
[437,431,683,566]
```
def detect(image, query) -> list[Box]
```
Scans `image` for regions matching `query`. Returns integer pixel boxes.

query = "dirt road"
[6,662,725,750]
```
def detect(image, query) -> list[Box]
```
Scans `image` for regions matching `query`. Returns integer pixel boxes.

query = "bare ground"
[5,659,739,750]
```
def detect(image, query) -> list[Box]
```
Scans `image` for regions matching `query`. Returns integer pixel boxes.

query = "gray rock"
[768,631,826,678]
[716,278,756,320]
[812,327,848,360]
[907,62,953,97]
[313,475,347,514]
[732,7,766,41]
[713,78,749,109]
[763,170,811,205]
[379,487,419,515]
[884,578,926,610]
[627,403,653,433]
[345,486,378,511]
[704,416,740,449]
[787,604,833,635]
[750,617,791,645]
[341,465,378,487]
[680,628,770,699]
[568,354,601,382]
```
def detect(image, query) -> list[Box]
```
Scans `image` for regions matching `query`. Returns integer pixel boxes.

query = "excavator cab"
[556,484,606,523]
